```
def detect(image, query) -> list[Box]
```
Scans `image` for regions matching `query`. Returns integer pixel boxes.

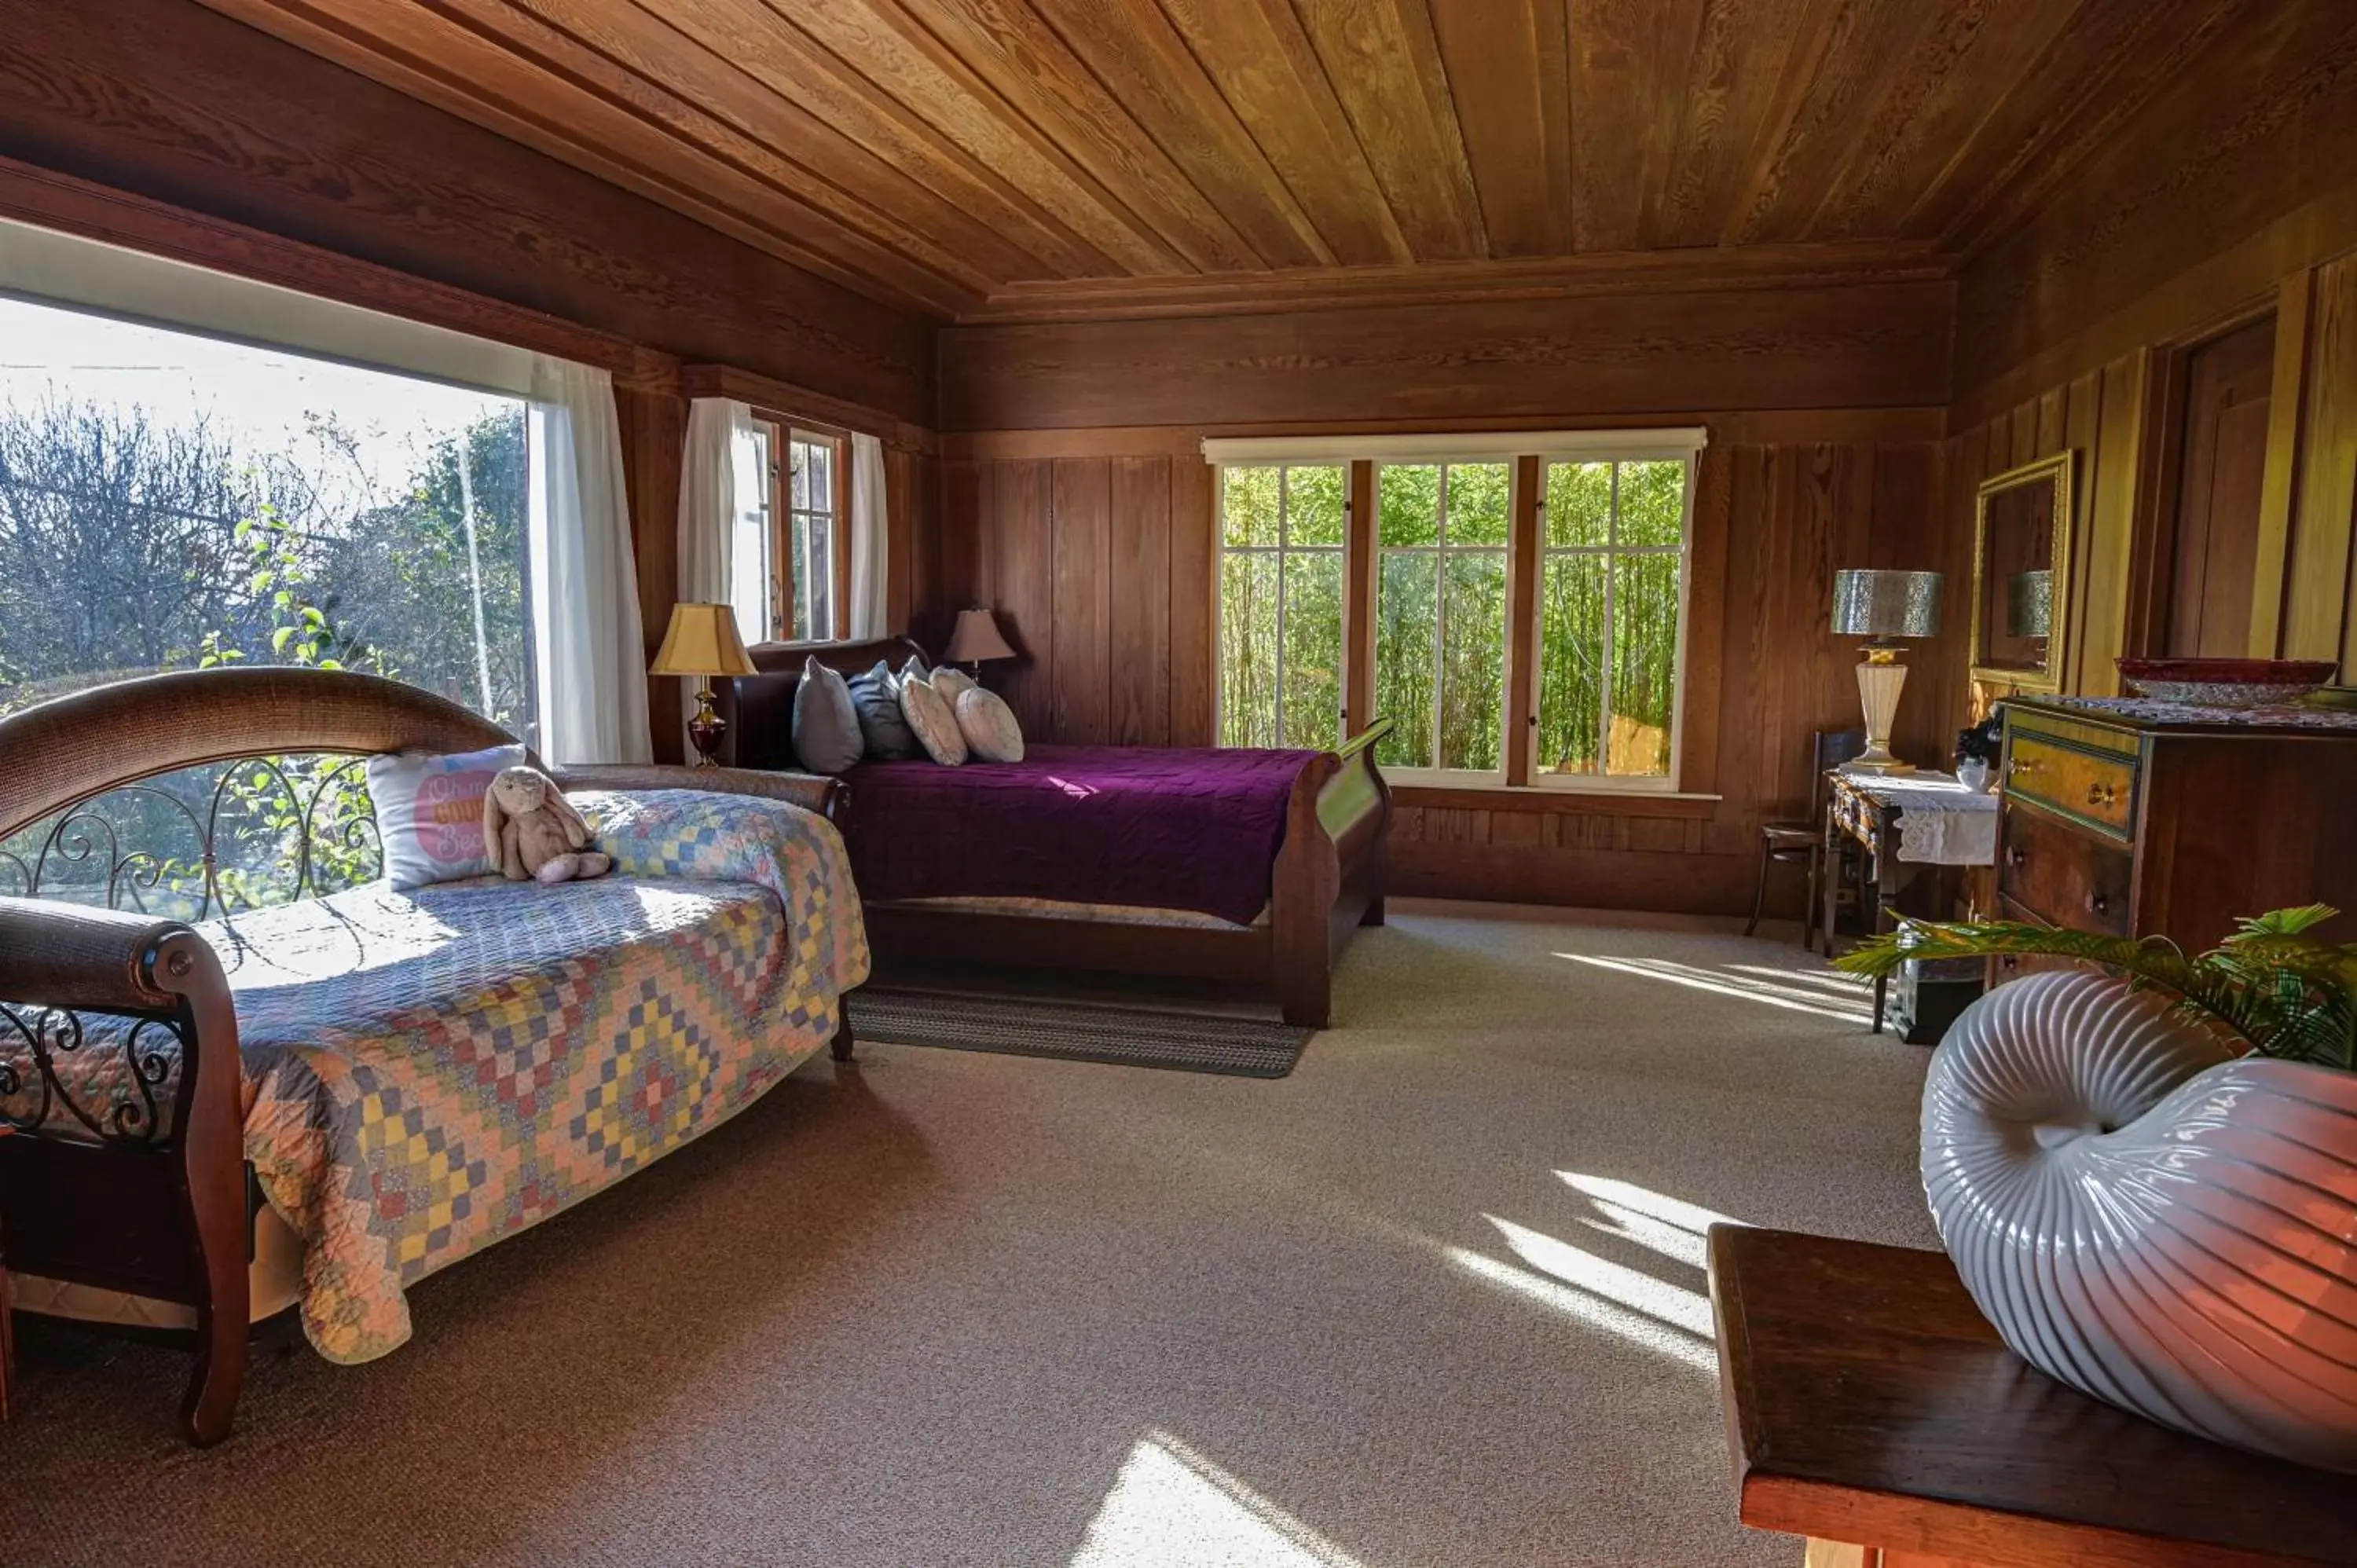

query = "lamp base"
[1845,647,1914,776]
[687,684,726,768]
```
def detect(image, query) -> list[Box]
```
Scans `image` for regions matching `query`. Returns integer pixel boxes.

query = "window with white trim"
[1207,431,1700,791]
[1217,463,1344,750]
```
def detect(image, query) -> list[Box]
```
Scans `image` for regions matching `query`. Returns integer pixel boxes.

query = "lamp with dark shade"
[1830,569,1943,775]
[943,606,1017,673]
[649,602,758,767]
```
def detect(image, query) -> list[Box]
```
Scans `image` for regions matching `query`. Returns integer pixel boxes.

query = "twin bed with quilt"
[0,670,863,1443]
[722,637,1391,1028]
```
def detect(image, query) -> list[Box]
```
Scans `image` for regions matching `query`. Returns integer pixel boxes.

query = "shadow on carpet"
[845,986,1314,1078]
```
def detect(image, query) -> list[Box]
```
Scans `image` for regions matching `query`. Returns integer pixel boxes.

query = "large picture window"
[1208,433,1699,791]
[0,292,535,735]
[1217,463,1345,750]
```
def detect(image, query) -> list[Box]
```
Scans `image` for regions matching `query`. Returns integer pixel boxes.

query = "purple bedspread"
[843,746,1321,924]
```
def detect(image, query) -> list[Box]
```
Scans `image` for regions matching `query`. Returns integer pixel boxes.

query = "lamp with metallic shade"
[648,602,759,767]
[1830,569,1943,775]
[942,606,1017,672]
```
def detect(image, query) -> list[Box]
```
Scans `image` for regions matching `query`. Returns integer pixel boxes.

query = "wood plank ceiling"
[193,0,2249,321]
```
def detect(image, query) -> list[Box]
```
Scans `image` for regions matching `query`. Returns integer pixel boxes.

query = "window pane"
[1537,554,1608,777]
[1219,549,1281,747]
[1438,551,1506,771]
[0,295,533,735]
[1547,460,1611,548]
[1608,551,1681,776]
[1281,549,1343,749]
[1375,551,1436,768]
[805,511,835,640]
[1619,460,1687,548]
[1446,462,1511,546]
[1223,465,1280,547]
[1378,463,1439,546]
[1286,464,1346,546]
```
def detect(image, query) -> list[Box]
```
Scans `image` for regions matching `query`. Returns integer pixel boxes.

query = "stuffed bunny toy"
[483,766,612,884]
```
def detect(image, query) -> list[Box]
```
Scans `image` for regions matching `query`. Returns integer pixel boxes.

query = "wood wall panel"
[936,422,1943,917]
[0,0,933,423]
[1109,457,1173,746]
[938,281,1955,430]
[1050,458,1113,744]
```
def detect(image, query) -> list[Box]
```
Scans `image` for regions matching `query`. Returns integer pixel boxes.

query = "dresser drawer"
[2003,730,2138,841]
[1998,801,2133,935]
[1988,895,2084,986]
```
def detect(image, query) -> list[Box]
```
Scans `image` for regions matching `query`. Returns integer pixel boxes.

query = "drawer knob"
[2087,892,2110,915]
[2007,846,2029,868]
[2085,781,2119,808]
[2010,757,2038,778]
[2001,955,2022,972]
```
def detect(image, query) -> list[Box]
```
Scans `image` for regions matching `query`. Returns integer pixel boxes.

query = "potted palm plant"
[1835,907,2357,1473]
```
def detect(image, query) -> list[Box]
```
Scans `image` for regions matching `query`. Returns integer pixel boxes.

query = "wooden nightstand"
[1709,1226,2352,1566]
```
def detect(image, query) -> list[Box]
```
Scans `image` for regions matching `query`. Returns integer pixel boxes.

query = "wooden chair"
[1745,730,1865,949]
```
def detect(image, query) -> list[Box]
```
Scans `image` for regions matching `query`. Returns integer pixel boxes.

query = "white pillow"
[931,665,977,703]
[899,672,969,766]
[366,742,527,888]
[955,686,1024,763]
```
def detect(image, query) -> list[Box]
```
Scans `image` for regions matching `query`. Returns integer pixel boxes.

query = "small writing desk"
[1708,1225,2354,1567]
[1822,771,1996,1031]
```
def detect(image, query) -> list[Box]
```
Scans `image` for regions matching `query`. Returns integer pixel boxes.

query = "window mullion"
[1598,463,1620,774]
[1274,467,1288,748]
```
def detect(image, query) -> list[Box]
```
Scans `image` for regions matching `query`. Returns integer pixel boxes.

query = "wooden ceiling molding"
[192,0,2282,322]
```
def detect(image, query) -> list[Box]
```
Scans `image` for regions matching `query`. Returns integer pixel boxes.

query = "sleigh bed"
[722,638,1391,1028]
[0,669,863,1445]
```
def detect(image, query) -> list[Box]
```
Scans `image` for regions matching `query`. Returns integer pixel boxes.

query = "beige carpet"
[1,902,1937,1566]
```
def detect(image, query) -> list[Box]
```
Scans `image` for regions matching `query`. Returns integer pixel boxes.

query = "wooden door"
[2165,316,2275,657]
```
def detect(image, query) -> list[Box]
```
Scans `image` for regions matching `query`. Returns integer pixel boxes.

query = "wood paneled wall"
[937,420,1946,917]
[940,280,1953,431]
[0,0,933,424]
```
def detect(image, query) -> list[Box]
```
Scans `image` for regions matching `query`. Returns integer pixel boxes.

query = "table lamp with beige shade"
[943,606,1017,676]
[649,602,758,767]
[1830,569,1943,775]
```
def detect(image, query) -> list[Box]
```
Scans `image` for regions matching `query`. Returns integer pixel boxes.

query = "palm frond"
[1831,906,2357,1071]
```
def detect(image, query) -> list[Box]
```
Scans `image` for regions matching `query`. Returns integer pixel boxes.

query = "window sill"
[1391,782,1723,818]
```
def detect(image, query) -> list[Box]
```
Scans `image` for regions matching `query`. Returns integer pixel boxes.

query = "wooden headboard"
[718,636,930,770]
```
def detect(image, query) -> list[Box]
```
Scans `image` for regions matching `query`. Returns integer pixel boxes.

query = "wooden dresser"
[1995,696,2357,962]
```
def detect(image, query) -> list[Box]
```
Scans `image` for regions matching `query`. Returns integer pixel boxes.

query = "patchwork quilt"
[5,789,867,1364]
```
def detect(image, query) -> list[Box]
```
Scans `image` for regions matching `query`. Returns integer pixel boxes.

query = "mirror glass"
[1973,456,2071,687]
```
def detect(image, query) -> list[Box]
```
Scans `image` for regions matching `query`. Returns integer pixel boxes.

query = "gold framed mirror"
[1970,452,2075,691]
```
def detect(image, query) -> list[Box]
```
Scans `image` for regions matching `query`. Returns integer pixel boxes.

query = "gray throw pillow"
[790,656,864,775]
[848,659,919,760]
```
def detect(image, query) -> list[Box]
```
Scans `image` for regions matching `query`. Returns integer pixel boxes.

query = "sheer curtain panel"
[849,431,890,640]
[528,356,651,764]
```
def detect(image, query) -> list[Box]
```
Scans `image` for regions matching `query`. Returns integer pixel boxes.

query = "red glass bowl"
[2115,658,2338,708]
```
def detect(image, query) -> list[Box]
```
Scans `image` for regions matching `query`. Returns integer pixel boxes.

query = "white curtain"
[849,431,890,640]
[677,397,761,625]
[528,356,651,765]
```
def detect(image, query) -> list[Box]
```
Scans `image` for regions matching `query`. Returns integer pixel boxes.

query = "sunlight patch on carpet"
[1070,1430,1363,1568]
[1554,953,1877,1024]
[1443,1247,1717,1375]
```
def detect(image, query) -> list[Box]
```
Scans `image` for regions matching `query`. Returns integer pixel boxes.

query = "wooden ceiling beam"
[959,237,1956,323]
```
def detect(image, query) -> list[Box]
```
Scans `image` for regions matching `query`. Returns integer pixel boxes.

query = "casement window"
[738,423,851,644]
[1216,463,1346,751]
[1207,431,1702,792]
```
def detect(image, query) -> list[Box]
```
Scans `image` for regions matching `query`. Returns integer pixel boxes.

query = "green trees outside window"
[1536,459,1688,779]
[1219,463,1344,750]
[1215,445,1692,785]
